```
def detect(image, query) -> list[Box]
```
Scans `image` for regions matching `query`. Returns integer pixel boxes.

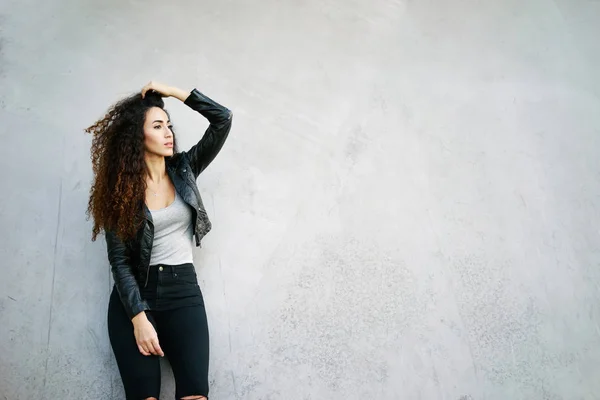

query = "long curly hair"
[84,90,179,242]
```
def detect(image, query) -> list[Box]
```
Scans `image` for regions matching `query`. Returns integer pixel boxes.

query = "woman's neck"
[144,153,167,183]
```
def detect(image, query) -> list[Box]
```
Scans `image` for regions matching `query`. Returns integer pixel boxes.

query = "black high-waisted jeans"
[108,263,209,400]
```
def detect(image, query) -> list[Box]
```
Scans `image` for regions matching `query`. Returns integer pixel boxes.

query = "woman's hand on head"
[141,81,173,99]
[132,311,164,357]
[141,81,190,102]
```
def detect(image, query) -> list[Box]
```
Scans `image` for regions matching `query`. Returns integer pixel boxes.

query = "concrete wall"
[1,0,599,399]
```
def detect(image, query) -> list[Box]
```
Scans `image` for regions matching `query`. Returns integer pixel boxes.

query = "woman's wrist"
[131,311,148,325]
[169,87,191,102]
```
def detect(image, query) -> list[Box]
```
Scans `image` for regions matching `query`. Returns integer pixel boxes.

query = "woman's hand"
[141,80,174,98]
[141,80,190,102]
[132,312,164,357]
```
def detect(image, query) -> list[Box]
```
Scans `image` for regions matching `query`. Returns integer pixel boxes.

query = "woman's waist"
[140,262,204,309]
[143,262,198,286]
[148,262,195,271]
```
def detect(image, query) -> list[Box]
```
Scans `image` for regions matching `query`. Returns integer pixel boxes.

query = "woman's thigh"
[108,287,161,400]
[155,304,210,399]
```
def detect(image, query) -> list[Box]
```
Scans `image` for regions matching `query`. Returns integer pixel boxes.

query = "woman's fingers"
[141,82,153,98]
[141,81,154,98]
[156,339,165,357]
[141,80,171,98]
[145,340,158,356]
[138,344,151,356]
[153,338,165,357]
[138,338,164,357]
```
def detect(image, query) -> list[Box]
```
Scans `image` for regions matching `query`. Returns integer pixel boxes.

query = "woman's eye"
[168,125,174,130]
[154,125,161,129]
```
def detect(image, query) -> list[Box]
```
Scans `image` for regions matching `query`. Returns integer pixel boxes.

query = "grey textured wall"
[1,0,599,399]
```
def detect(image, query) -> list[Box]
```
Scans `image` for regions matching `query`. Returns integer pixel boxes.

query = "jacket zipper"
[180,167,204,248]
[144,231,154,288]
[144,264,150,288]
[143,211,154,288]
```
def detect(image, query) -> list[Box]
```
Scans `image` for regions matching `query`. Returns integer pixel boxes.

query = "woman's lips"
[165,142,173,148]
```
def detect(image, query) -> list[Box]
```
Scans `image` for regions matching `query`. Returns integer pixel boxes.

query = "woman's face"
[143,107,174,157]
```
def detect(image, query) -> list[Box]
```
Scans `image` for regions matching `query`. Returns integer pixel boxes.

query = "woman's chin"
[145,148,174,158]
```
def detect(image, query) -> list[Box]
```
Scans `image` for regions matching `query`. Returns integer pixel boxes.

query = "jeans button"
[158,266,163,272]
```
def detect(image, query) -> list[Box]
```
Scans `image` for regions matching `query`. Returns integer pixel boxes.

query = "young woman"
[85,81,233,400]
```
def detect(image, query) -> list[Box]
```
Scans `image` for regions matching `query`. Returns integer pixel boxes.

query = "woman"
[85,81,233,400]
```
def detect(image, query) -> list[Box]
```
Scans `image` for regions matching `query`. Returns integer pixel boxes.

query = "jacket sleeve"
[105,229,150,320]
[182,88,233,178]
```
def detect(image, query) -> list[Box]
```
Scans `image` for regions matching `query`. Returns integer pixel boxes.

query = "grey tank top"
[149,191,194,266]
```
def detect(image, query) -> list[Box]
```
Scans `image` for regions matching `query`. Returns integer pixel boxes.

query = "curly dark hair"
[84,90,179,242]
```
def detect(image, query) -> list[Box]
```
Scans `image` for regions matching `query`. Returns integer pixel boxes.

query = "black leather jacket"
[105,88,233,319]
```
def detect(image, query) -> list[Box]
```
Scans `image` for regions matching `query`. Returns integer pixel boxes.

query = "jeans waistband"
[148,262,194,271]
